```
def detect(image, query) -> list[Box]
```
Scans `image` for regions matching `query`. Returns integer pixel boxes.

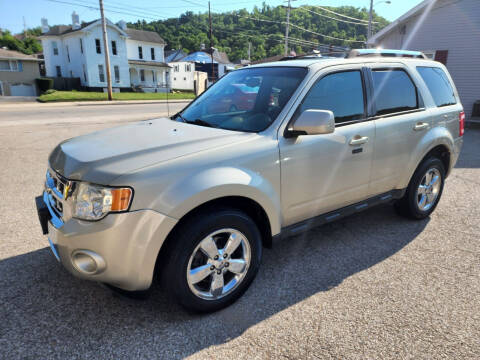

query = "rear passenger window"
[417,66,456,107]
[299,71,365,124]
[372,69,418,116]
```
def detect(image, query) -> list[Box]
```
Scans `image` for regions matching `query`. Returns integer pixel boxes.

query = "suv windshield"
[175,67,308,132]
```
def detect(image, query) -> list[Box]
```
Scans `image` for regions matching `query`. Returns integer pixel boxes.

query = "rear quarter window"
[416,66,456,107]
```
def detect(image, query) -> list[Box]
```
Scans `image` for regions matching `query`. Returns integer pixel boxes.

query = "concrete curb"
[0,99,192,109]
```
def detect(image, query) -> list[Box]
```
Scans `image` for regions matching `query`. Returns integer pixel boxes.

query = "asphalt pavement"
[0,104,478,359]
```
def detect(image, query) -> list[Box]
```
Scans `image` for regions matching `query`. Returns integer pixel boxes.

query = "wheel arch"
[154,195,274,281]
[400,128,454,188]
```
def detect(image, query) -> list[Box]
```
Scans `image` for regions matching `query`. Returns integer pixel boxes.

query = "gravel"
[0,106,478,359]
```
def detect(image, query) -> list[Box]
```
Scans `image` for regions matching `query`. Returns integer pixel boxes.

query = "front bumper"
[36,192,178,291]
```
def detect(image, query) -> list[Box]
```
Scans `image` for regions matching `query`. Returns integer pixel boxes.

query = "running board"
[277,189,405,239]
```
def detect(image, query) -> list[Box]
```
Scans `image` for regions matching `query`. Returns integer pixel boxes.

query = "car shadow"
[0,204,428,359]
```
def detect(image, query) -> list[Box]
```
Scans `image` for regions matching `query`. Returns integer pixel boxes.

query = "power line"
[296,6,369,26]
[309,4,378,24]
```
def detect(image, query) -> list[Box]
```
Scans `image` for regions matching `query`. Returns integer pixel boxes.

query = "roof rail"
[347,49,428,59]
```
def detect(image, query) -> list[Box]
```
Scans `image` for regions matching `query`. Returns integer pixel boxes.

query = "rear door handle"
[414,122,429,131]
[349,135,369,146]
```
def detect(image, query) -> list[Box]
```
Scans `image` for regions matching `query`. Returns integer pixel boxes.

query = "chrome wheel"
[416,168,442,211]
[187,228,251,300]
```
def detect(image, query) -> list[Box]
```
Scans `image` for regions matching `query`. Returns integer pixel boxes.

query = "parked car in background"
[36,50,464,312]
[206,83,259,113]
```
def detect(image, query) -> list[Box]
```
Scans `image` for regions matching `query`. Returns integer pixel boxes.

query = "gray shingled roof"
[41,20,165,45]
[0,48,42,61]
[124,28,165,45]
[41,20,96,36]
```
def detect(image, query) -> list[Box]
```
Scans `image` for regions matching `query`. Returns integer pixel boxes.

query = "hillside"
[129,4,389,62]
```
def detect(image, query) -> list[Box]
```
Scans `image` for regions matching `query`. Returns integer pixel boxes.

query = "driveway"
[0,107,478,359]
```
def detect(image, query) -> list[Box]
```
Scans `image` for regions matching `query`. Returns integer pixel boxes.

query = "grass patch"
[37,90,196,103]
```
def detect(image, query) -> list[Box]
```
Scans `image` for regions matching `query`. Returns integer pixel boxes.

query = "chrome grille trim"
[44,169,74,228]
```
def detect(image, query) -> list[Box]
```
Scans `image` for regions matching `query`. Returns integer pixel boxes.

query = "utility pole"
[23,16,27,38]
[209,1,215,84]
[368,0,374,44]
[284,0,291,56]
[99,0,113,100]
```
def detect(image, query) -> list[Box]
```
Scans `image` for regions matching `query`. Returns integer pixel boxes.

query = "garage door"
[10,84,35,96]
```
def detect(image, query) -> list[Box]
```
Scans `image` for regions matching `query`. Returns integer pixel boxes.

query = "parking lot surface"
[0,106,478,359]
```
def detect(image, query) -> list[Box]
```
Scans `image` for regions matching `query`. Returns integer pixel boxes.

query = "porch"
[128,60,171,93]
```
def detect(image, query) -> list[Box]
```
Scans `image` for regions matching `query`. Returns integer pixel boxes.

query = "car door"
[279,66,375,227]
[367,64,430,196]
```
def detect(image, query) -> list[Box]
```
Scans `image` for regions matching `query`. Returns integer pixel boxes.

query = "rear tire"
[395,157,445,219]
[162,208,262,312]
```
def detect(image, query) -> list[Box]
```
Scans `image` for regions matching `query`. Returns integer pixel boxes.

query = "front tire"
[162,208,262,312]
[395,157,445,219]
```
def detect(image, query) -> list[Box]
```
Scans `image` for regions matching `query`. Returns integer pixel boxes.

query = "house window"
[138,46,143,59]
[0,60,18,71]
[80,38,83,54]
[95,39,101,54]
[82,64,87,82]
[52,41,58,55]
[183,77,186,81]
[0,60,10,70]
[140,69,145,82]
[66,45,70,62]
[56,66,62,77]
[114,65,120,83]
[151,48,155,60]
[98,64,105,82]
[174,65,179,72]
[111,40,117,55]
[185,64,191,72]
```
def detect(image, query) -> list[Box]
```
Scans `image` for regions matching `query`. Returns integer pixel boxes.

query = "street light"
[368,0,392,45]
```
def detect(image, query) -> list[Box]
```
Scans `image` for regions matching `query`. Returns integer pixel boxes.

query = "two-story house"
[39,13,171,92]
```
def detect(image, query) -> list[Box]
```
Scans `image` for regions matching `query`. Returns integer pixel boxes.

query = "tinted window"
[417,66,456,107]
[178,67,307,132]
[299,71,365,123]
[372,69,418,115]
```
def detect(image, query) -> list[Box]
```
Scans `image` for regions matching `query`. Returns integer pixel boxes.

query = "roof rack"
[347,49,428,59]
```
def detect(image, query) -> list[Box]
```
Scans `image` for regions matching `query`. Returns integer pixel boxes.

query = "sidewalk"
[0,98,192,108]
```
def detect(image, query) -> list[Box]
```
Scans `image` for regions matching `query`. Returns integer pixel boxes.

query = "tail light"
[459,111,465,136]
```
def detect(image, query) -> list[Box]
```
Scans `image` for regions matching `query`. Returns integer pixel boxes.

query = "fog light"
[71,250,106,275]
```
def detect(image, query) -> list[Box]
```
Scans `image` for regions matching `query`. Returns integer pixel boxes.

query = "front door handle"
[414,122,429,131]
[349,135,369,146]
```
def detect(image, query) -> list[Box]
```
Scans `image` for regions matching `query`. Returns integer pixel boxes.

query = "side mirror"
[288,109,335,136]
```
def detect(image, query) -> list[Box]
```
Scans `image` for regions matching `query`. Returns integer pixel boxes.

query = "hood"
[49,118,253,184]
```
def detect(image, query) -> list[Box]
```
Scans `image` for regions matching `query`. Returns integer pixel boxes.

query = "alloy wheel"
[186,228,251,300]
[416,168,442,211]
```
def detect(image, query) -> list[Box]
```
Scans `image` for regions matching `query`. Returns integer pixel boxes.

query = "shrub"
[36,78,54,93]
[44,89,56,94]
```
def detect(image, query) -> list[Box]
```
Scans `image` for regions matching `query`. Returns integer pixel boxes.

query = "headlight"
[73,182,133,221]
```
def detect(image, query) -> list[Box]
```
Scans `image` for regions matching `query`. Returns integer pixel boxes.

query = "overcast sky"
[1,0,424,34]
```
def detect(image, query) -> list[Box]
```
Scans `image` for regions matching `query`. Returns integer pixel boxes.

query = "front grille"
[45,169,68,219]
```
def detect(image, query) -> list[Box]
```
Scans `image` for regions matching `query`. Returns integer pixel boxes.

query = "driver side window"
[299,70,366,124]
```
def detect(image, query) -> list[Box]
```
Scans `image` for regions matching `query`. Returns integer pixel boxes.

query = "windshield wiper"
[174,113,187,122]
[184,118,217,128]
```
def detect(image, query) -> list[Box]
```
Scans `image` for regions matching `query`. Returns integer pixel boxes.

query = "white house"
[367,0,480,120]
[170,61,208,94]
[39,13,171,92]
